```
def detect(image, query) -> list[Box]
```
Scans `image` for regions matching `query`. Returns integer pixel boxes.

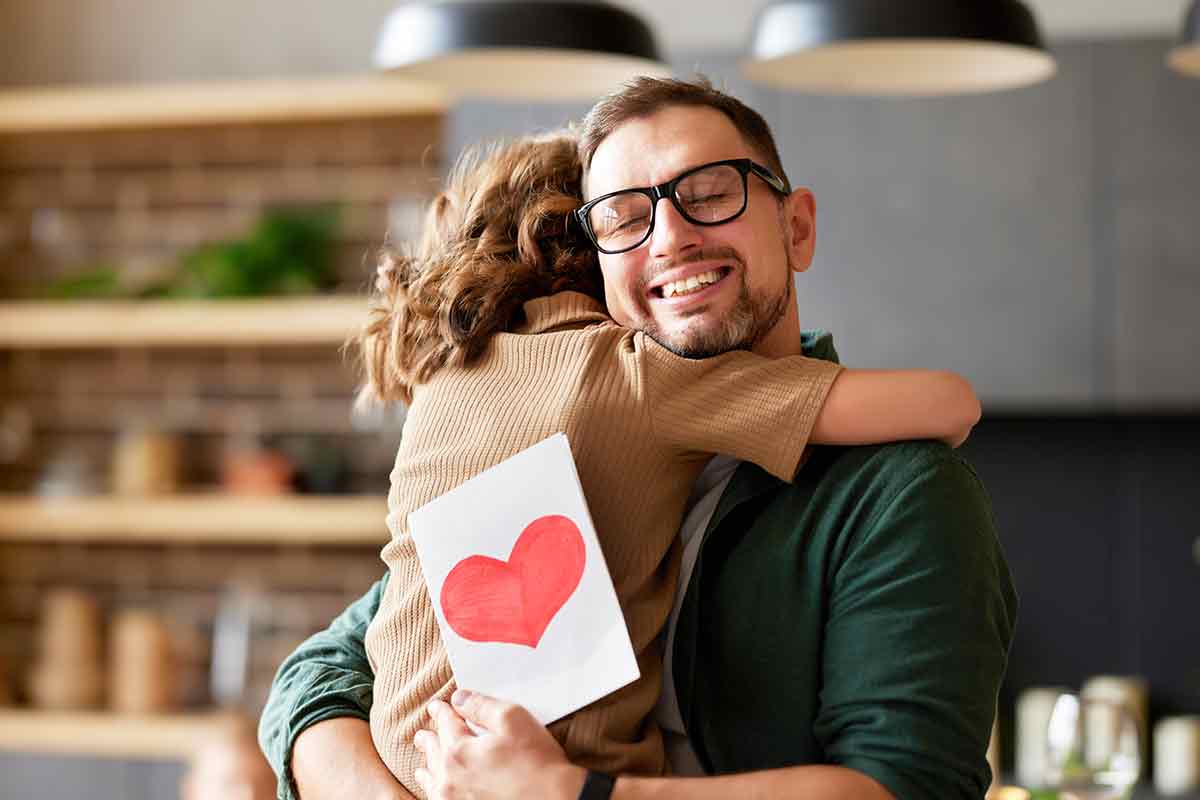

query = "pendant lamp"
[1168,0,1200,78]
[374,1,668,100]
[741,0,1057,96]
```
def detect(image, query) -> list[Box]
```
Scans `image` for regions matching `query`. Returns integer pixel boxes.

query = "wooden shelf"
[0,75,446,133]
[0,709,236,760]
[0,296,368,348]
[0,494,388,545]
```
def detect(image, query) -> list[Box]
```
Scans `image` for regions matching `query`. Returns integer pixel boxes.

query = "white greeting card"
[407,433,639,725]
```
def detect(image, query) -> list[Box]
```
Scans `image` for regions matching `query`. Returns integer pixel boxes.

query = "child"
[354,132,979,798]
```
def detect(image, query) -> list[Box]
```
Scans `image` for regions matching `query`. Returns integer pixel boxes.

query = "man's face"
[584,105,815,358]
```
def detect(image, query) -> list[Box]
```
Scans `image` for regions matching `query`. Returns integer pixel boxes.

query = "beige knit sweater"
[365,291,841,796]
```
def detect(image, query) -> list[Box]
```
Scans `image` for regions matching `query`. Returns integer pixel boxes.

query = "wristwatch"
[578,770,616,800]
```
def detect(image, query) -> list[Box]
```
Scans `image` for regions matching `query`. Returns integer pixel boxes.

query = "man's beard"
[642,251,792,359]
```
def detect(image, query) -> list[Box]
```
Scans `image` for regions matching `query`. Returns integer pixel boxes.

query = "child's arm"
[809,369,981,448]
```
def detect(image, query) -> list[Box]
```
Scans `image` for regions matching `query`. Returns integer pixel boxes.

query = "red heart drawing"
[440,514,586,648]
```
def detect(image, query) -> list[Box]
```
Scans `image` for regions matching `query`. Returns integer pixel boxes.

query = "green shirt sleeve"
[814,450,1017,799]
[257,573,388,800]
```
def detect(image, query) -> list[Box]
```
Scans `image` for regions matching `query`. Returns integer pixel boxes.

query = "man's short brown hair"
[577,76,789,196]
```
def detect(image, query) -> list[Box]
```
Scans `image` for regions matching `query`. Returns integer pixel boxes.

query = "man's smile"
[655,267,732,298]
[646,260,738,313]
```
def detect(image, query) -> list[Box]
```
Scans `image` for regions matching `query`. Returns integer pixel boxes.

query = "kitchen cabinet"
[1122,419,1200,716]
[964,415,1200,746]
[772,55,1099,410]
[1104,41,1200,409]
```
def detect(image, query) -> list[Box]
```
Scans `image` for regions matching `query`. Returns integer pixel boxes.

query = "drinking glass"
[1043,692,1141,800]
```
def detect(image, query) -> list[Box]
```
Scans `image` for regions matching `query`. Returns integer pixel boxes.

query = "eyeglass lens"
[586,163,746,253]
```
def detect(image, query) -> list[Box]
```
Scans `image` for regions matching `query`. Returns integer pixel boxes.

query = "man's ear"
[783,188,816,274]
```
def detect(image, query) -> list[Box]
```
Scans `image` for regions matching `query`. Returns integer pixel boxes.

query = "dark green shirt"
[258,333,1017,800]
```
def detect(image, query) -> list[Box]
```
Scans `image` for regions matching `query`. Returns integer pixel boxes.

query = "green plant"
[160,206,341,298]
[42,264,124,299]
[42,206,342,300]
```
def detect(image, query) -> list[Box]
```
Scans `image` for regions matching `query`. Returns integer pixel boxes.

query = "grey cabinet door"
[1104,41,1200,410]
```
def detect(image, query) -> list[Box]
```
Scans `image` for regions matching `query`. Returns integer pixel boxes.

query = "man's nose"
[648,197,702,259]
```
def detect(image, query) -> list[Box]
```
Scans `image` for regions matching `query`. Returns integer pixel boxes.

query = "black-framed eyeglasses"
[574,158,791,255]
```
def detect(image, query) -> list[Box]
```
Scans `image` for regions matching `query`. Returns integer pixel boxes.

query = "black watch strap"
[578,770,616,800]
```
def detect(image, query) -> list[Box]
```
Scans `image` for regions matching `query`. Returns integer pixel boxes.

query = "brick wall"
[0,345,403,493]
[0,112,440,715]
[0,114,442,295]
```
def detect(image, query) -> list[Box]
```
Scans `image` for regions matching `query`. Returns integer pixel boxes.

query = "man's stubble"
[642,238,794,360]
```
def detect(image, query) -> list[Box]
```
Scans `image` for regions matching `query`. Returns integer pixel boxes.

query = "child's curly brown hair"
[352,130,604,407]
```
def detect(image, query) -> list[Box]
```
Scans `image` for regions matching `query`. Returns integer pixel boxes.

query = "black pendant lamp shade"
[374,1,669,100]
[1168,1,1200,78]
[742,0,1057,95]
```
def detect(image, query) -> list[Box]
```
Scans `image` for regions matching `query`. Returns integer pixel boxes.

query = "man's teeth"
[661,269,722,298]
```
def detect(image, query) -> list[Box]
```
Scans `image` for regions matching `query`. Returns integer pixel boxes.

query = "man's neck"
[751,307,804,358]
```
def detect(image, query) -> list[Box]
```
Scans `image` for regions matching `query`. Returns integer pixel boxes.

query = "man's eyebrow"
[588,159,736,199]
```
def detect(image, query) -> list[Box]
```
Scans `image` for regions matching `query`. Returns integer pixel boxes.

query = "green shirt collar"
[800,328,839,365]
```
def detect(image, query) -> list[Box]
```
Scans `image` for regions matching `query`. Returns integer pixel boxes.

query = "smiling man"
[259,77,1016,800]
[579,99,803,363]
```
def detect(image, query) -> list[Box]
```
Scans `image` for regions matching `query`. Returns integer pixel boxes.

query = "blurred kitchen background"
[0,1,1197,798]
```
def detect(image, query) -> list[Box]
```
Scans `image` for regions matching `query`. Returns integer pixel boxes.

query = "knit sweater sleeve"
[638,335,842,481]
[258,574,387,800]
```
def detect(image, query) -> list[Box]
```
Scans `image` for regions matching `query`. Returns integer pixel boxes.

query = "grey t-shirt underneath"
[655,454,740,776]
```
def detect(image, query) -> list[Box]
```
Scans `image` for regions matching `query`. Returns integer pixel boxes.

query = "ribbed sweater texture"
[365,291,842,797]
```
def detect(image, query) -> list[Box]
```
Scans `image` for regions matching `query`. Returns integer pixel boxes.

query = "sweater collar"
[516,291,611,334]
